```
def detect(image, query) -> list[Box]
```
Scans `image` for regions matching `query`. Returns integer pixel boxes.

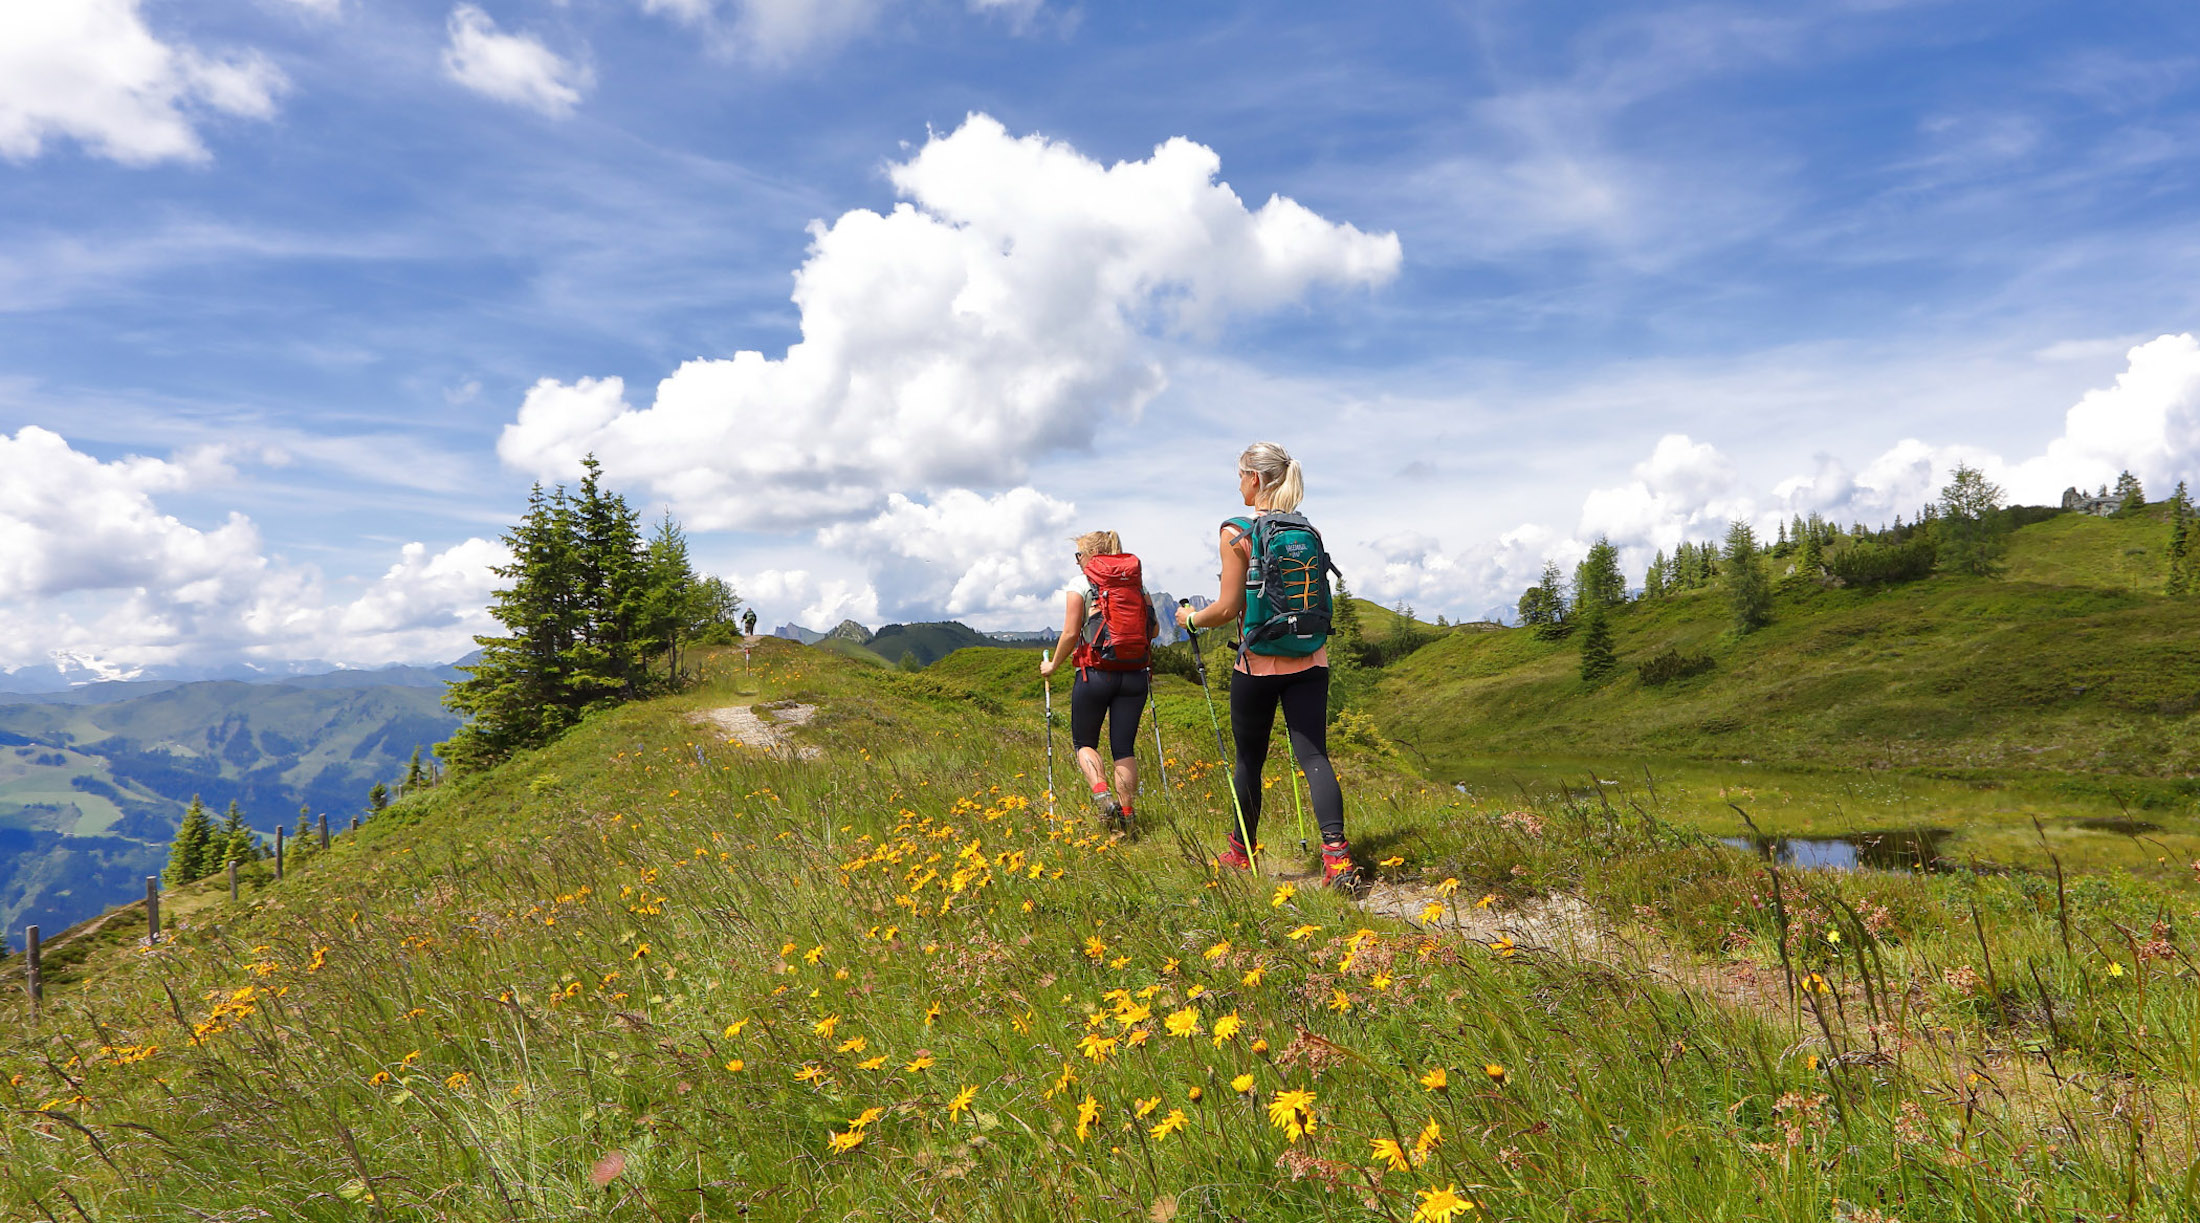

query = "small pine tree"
[368,782,390,814]
[1789,528,1824,590]
[2115,470,2146,515]
[404,746,426,795]
[1572,536,1626,610]
[218,800,253,867]
[2167,481,2193,597]
[166,796,215,886]
[1526,561,1572,640]
[1724,520,1772,633]
[1578,608,1618,682]
[1327,576,1369,719]
[1643,550,1667,599]
[293,807,316,860]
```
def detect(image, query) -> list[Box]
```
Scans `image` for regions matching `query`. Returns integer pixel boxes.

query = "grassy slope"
[5,640,2198,1220]
[1377,509,2200,780]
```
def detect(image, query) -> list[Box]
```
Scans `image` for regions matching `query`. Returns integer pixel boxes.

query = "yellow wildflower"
[1371,1136,1411,1171]
[1149,1108,1188,1139]
[1078,1032,1120,1062]
[1133,1095,1161,1119]
[1271,883,1295,908]
[1267,1089,1316,1143]
[826,1129,865,1154]
[1412,1118,1443,1160]
[1287,924,1320,941]
[1211,1011,1244,1046]
[1419,1066,1447,1092]
[1204,939,1232,962]
[1164,1006,1202,1039]
[1232,1073,1256,1094]
[836,1035,868,1054]
[722,1019,749,1038]
[1411,1184,1475,1222]
[1379,855,1404,867]
[1435,878,1461,896]
[1075,1094,1100,1142]
[724,1059,745,1073]
[856,1056,887,1071]
[1419,902,1444,925]
[1242,965,1265,987]
[947,1085,977,1120]
[1483,1063,1508,1085]
[1328,989,1353,1013]
[813,1014,841,1037]
[904,1055,935,1072]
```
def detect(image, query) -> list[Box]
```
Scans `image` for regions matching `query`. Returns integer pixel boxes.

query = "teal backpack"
[1226,512,1341,658]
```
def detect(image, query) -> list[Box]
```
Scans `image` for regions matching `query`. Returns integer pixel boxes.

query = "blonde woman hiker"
[1039,530,1161,833]
[1176,442,1354,888]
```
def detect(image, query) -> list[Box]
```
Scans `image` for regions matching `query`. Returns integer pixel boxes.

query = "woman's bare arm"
[1184,526,1248,631]
[1040,590,1084,676]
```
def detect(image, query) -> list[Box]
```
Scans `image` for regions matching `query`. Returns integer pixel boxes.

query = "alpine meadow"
[16,2,2200,1220]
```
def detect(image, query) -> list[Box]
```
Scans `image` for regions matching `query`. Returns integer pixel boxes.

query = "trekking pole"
[1290,761,1309,854]
[1181,601,1256,864]
[1151,702,1172,796]
[1043,676,1057,820]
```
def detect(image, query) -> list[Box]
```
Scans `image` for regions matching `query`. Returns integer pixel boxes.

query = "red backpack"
[1075,553,1157,673]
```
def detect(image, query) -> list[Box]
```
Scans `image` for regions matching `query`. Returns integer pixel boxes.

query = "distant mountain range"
[772,594,1193,664]
[0,662,467,948]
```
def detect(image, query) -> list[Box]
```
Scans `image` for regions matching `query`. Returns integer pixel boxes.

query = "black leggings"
[1228,666,1345,846]
[1070,668,1149,760]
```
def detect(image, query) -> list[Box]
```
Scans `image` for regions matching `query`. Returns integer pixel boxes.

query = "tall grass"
[3,641,2196,1220]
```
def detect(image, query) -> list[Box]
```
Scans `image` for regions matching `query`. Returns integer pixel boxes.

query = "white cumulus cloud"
[499,113,1401,530]
[443,5,592,118]
[1358,333,2200,620]
[735,569,880,631]
[817,486,1078,626]
[0,0,285,165]
[0,426,503,673]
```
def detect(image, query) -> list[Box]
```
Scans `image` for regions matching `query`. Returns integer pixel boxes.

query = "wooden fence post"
[319,814,329,850]
[24,925,39,1014]
[229,858,239,904]
[146,876,161,945]
[350,816,360,833]
[275,826,285,880]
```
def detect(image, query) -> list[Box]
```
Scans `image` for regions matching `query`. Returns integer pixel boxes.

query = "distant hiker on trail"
[742,608,757,638]
[1040,530,1160,834]
[1176,441,1353,888]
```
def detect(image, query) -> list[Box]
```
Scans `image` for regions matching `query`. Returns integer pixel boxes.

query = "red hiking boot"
[1320,840,1356,890]
[1216,835,1252,871]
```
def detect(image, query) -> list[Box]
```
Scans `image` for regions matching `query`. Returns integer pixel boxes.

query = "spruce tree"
[217,800,253,867]
[368,782,390,814]
[403,746,426,795]
[2167,481,2193,597]
[1790,526,1825,589]
[443,479,585,771]
[1724,520,1772,633]
[166,796,215,886]
[571,457,648,706]
[641,512,703,682]
[1643,551,1667,599]
[2115,470,2146,515]
[1326,576,1368,719]
[1578,608,1618,682]
[1572,537,1626,610]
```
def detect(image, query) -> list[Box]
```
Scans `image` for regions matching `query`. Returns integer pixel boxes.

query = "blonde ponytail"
[1074,530,1122,558]
[1239,442,1305,512]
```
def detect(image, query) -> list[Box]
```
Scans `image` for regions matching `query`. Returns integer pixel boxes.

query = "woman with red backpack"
[1039,530,1159,833]
[1176,442,1353,889]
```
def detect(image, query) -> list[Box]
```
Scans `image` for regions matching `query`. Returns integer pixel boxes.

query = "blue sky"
[6,0,2200,675]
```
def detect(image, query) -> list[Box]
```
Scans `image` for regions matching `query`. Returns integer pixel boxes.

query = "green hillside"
[5,638,2197,1220]
[1376,507,2200,775]
[0,680,457,943]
